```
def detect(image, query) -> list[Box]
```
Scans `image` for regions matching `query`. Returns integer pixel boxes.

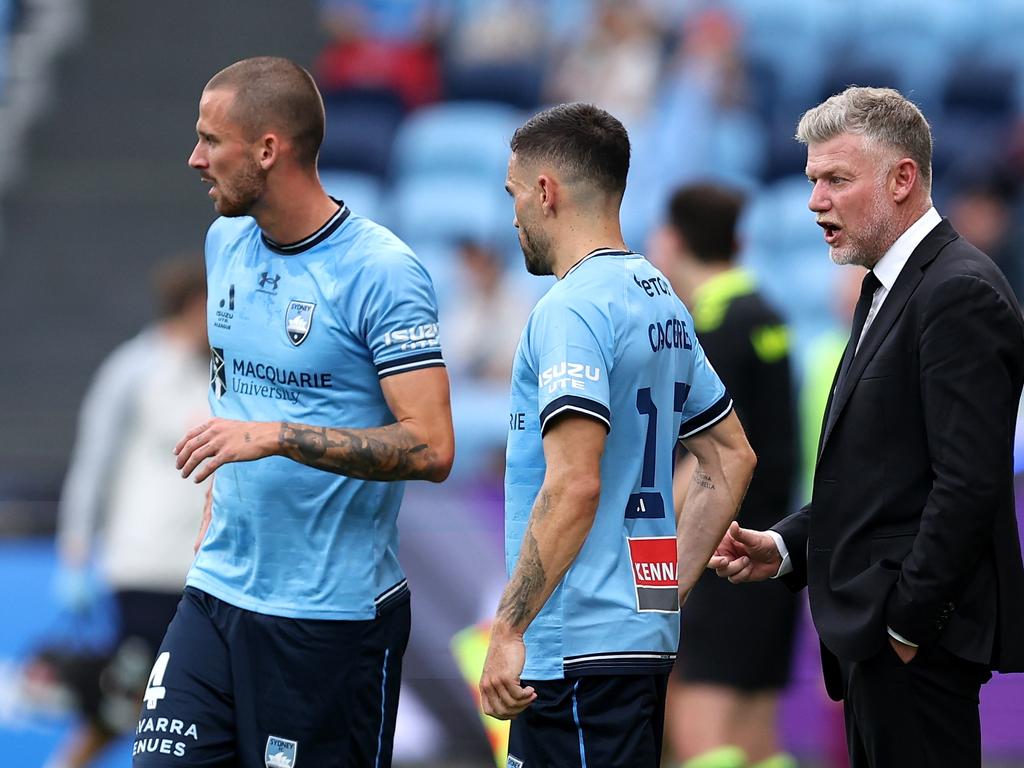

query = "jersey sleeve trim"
[376,350,446,379]
[540,395,611,435]
[678,392,734,440]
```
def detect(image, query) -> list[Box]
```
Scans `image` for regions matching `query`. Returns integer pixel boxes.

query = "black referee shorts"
[507,673,668,768]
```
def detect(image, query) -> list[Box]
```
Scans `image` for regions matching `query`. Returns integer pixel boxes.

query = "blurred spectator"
[316,0,444,108]
[650,183,798,768]
[444,0,546,65]
[947,173,1024,304]
[621,8,759,245]
[442,239,532,385]
[46,258,209,768]
[546,0,665,124]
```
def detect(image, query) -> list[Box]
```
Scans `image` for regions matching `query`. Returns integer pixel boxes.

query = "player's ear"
[537,174,557,216]
[890,158,917,204]
[257,133,280,170]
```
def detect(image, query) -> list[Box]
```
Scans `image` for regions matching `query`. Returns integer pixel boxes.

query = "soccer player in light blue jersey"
[133,58,454,768]
[479,103,757,767]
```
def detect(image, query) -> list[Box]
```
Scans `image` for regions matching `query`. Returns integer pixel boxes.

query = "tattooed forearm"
[693,469,716,490]
[278,421,434,480]
[497,525,547,631]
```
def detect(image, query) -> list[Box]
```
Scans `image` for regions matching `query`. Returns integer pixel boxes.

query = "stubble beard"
[829,183,902,269]
[214,157,267,217]
[521,225,554,277]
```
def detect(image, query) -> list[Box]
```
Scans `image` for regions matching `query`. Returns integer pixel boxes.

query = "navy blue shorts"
[131,586,410,767]
[507,673,668,768]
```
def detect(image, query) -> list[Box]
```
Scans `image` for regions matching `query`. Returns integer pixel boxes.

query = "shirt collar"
[872,206,941,291]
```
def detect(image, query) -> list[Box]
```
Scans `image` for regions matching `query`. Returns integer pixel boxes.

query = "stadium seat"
[816,62,901,105]
[318,170,386,223]
[441,58,544,110]
[390,173,509,245]
[320,87,407,177]
[768,174,821,252]
[933,60,1017,183]
[391,101,522,182]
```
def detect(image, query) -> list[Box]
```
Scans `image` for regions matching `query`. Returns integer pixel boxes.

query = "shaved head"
[206,56,324,167]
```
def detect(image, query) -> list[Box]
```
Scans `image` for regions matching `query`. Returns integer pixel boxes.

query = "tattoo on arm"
[244,432,252,443]
[693,469,716,490]
[277,422,433,480]
[495,489,553,631]
[497,525,547,630]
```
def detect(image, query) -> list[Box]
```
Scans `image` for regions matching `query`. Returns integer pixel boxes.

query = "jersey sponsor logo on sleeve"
[265,735,298,767]
[381,322,440,352]
[627,536,679,613]
[538,361,601,394]
[286,301,316,346]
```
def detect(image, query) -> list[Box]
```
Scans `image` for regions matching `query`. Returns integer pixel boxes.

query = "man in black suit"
[708,86,1024,767]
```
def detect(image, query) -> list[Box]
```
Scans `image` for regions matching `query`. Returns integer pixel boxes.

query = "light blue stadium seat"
[392,101,522,182]
[390,173,509,246]
[767,174,821,252]
[710,110,767,188]
[319,170,386,223]
[738,185,777,254]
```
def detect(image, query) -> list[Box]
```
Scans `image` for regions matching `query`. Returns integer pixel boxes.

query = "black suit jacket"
[773,220,1024,700]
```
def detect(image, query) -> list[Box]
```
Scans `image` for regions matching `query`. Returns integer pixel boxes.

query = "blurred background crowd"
[2,0,1024,766]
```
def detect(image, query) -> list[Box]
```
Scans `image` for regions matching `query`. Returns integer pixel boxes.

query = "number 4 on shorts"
[143,651,170,710]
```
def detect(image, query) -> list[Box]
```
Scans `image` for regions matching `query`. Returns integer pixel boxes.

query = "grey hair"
[796,87,932,192]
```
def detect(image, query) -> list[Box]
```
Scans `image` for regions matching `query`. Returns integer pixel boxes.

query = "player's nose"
[188,142,206,169]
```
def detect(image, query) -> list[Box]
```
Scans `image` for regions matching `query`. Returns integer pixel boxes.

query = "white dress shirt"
[767,207,942,647]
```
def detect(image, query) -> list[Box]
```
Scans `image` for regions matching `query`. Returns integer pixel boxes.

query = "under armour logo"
[259,272,281,290]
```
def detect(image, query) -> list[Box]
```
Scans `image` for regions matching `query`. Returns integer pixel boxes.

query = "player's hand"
[479,623,536,720]
[194,484,213,554]
[175,418,278,483]
[707,521,782,583]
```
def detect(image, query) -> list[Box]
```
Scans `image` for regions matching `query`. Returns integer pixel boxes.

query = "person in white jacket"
[47,259,210,768]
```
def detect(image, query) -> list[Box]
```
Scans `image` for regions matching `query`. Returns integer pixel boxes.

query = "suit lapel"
[816,219,959,464]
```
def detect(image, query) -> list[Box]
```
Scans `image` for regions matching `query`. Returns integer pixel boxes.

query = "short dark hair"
[666,182,745,264]
[206,56,324,168]
[152,257,207,319]
[510,103,630,198]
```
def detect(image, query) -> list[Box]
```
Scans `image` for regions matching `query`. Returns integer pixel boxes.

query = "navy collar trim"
[261,198,350,255]
[563,247,633,278]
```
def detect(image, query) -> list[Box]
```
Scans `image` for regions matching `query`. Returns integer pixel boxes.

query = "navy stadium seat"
[319,87,407,178]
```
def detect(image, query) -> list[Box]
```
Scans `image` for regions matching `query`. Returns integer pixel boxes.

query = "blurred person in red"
[650,183,798,768]
[46,259,210,768]
[315,0,443,109]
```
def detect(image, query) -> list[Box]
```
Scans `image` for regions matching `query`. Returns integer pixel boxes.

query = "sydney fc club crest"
[286,301,315,346]
[265,735,297,767]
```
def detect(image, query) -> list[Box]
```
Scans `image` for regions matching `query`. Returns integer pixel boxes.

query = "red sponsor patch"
[627,537,677,587]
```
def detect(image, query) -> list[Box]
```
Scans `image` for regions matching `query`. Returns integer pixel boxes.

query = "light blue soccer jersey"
[505,248,732,679]
[188,201,444,620]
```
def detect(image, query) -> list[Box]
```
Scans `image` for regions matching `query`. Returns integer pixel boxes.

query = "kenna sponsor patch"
[627,536,679,613]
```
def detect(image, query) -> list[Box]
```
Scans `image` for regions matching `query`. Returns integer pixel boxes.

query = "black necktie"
[829,270,881,416]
